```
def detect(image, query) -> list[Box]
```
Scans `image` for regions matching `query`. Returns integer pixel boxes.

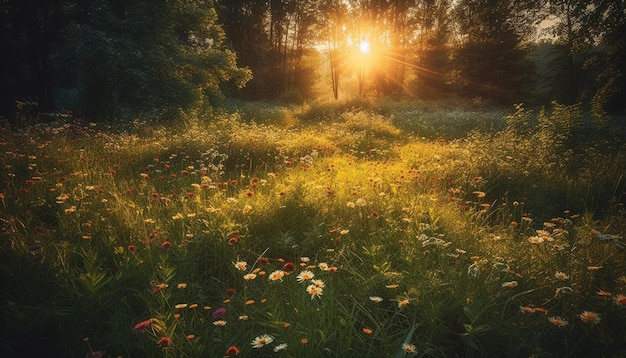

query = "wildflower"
[153,283,168,293]
[239,315,249,320]
[318,262,329,271]
[473,191,486,198]
[520,306,535,313]
[161,241,171,249]
[369,296,384,303]
[228,236,239,244]
[186,334,195,340]
[234,261,247,271]
[268,270,285,281]
[548,316,568,327]
[554,271,570,280]
[282,262,295,272]
[226,288,236,296]
[311,279,325,288]
[356,198,367,206]
[502,281,518,288]
[243,273,257,280]
[225,346,240,356]
[528,236,544,244]
[300,257,310,263]
[614,294,626,306]
[189,304,198,309]
[274,343,288,352]
[297,270,315,283]
[245,299,255,305]
[213,320,227,326]
[398,299,409,308]
[579,311,601,325]
[242,205,252,213]
[156,336,172,348]
[175,303,188,309]
[306,284,323,299]
[251,334,274,348]
[300,338,308,344]
[133,318,155,332]
[597,290,612,297]
[362,328,373,334]
[127,244,137,252]
[177,283,187,289]
[402,343,417,353]
[386,284,399,289]
[212,307,227,318]
[347,201,356,208]
[534,307,548,315]
[587,266,603,270]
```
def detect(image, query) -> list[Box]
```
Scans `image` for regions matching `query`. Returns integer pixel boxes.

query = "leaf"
[394,326,417,358]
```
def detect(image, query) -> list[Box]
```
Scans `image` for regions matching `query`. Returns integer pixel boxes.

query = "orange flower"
[156,336,171,348]
[245,299,255,305]
[519,306,535,313]
[579,311,601,325]
[614,294,626,306]
[362,328,373,334]
[548,316,568,327]
[300,338,308,344]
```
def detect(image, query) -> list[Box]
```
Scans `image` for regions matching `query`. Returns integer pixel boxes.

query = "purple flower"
[212,307,227,318]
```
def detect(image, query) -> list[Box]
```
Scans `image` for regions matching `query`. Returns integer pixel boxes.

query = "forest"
[1,0,625,122]
[1,1,626,357]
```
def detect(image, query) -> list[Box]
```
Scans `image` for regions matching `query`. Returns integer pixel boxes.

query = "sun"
[359,40,371,54]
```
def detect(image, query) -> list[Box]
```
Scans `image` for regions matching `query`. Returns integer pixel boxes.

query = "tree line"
[1,0,624,122]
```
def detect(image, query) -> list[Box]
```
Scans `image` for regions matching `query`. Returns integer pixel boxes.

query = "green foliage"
[60,0,251,120]
[1,102,626,357]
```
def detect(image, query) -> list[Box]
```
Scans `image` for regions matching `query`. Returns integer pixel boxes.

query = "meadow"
[1,99,625,357]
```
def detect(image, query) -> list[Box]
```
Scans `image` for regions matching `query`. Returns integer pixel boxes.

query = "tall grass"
[1,101,625,357]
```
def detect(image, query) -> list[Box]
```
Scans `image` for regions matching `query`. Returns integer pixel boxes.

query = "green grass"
[1,100,625,357]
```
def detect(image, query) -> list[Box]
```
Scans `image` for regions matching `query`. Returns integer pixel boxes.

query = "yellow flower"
[234,261,247,271]
[243,273,257,280]
[213,320,227,326]
[297,270,314,283]
[268,270,285,281]
[306,284,323,299]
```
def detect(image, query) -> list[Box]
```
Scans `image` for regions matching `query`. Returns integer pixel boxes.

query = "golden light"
[359,40,371,54]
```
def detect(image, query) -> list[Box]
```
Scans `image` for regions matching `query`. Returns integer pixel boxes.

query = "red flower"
[133,318,154,332]
[282,262,295,272]
[127,244,137,252]
[156,336,171,348]
[228,236,239,244]
[161,241,171,249]
[225,345,240,356]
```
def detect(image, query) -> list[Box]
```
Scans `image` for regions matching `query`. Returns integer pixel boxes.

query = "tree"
[451,0,538,104]
[217,0,320,101]
[62,0,251,119]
